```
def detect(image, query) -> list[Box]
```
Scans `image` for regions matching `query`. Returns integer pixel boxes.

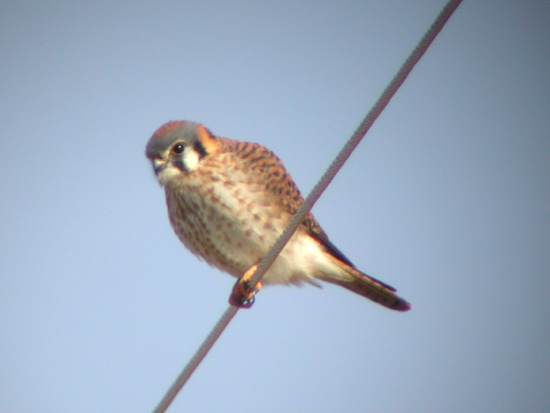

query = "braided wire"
[152,1,462,411]
[153,306,238,413]
[247,0,462,288]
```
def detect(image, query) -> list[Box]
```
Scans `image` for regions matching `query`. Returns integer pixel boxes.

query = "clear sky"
[1,1,549,412]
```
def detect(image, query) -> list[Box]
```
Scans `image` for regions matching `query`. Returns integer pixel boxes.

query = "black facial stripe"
[193,140,208,160]
[174,159,188,173]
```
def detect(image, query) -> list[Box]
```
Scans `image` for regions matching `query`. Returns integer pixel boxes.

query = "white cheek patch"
[182,145,200,172]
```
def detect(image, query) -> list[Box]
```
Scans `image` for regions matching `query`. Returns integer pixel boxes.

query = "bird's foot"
[229,265,263,309]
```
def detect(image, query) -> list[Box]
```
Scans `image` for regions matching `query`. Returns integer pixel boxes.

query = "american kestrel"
[146,120,410,311]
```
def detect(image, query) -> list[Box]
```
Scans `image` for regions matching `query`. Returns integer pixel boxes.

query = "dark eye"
[172,143,184,154]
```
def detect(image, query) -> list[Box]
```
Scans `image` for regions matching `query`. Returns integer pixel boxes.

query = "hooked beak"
[152,158,167,175]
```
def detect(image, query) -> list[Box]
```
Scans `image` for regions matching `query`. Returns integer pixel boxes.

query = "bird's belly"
[204,215,324,287]
[167,180,290,278]
[167,180,327,287]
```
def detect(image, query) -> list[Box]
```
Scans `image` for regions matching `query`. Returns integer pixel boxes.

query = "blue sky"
[1,1,549,412]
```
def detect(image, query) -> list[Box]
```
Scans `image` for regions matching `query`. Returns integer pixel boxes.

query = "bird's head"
[145,120,218,185]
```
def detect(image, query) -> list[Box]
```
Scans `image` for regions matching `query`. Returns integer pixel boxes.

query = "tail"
[320,257,411,312]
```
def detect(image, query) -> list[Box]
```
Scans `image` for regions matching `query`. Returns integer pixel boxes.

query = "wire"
[152,306,238,413]
[249,0,462,289]
[152,1,462,411]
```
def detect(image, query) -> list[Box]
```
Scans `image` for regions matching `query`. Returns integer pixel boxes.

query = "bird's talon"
[229,292,255,308]
[229,265,262,309]
[228,283,259,308]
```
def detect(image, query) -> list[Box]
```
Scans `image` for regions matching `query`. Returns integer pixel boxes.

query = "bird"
[146,120,410,311]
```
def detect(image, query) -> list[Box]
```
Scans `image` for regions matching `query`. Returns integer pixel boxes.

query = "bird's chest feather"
[165,165,290,276]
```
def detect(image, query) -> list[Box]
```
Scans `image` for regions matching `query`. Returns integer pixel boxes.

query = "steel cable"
[153,1,462,411]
